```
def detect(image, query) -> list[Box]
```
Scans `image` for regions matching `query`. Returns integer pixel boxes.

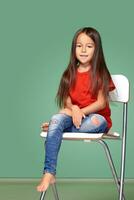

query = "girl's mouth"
[80,55,88,57]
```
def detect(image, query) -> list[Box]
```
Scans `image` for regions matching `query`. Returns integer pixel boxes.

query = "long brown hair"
[56,27,111,108]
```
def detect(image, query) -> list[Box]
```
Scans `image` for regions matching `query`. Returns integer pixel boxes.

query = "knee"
[50,115,59,125]
[49,113,65,126]
[91,115,100,126]
[91,114,106,127]
[46,114,64,138]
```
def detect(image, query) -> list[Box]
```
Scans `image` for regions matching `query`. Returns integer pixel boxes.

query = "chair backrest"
[109,75,129,103]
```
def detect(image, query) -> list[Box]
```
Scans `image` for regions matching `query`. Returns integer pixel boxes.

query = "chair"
[39,74,129,200]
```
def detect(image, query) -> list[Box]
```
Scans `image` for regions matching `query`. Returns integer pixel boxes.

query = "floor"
[0,179,134,200]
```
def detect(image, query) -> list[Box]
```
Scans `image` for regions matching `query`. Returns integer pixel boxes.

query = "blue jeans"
[43,113,108,175]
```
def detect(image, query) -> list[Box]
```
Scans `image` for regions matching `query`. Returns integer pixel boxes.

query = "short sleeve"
[109,78,116,91]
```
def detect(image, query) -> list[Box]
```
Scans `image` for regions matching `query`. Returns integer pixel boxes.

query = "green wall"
[0,0,134,178]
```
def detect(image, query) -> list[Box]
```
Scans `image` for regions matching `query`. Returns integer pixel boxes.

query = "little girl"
[37,27,115,192]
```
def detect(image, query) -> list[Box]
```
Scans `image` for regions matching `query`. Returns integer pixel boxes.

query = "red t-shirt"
[69,70,115,129]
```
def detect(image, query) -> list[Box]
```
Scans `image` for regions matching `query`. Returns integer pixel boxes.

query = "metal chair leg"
[119,103,128,200]
[119,141,126,200]
[97,140,125,200]
[40,191,47,200]
[51,183,60,200]
[39,183,59,200]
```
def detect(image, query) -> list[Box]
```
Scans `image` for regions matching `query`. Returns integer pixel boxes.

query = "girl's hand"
[59,108,72,116]
[71,105,85,129]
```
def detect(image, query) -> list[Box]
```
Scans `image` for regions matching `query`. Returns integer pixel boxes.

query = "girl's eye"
[76,45,81,47]
[87,46,92,48]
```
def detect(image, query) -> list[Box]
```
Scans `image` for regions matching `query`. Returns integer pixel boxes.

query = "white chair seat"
[40,130,120,140]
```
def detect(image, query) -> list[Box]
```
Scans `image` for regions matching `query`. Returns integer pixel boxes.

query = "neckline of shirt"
[77,68,90,75]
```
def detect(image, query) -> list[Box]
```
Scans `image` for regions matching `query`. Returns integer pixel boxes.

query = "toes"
[37,174,55,192]
[37,185,46,192]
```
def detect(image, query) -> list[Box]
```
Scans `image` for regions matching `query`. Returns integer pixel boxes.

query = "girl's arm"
[63,96,85,128]
[81,89,106,115]
[64,96,73,110]
[65,96,85,116]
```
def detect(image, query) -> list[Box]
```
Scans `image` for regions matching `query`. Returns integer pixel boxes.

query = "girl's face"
[75,33,95,66]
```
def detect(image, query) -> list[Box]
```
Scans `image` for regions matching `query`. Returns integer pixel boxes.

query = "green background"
[0,0,134,179]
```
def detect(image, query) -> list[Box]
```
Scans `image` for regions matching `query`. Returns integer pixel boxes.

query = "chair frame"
[39,74,129,200]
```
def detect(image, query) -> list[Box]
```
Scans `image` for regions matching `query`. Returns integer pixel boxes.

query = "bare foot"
[37,173,56,192]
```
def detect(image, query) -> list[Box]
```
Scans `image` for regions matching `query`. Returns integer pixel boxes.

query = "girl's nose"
[82,46,86,52]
